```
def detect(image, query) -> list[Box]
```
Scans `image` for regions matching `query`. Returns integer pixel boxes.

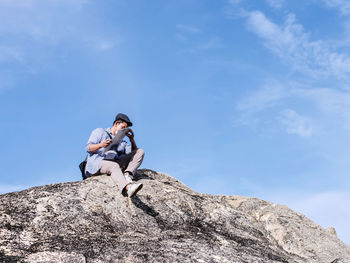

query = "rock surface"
[0,169,349,263]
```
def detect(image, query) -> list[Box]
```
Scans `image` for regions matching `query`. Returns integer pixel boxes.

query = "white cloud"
[175,33,187,41]
[98,41,115,51]
[197,36,224,51]
[176,24,201,34]
[294,87,350,129]
[265,0,285,9]
[228,0,242,5]
[224,0,248,19]
[245,11,350,80]
[175,24,201,43]
[175,24,223,53]
[226,1,350,243]
[232,9,350,132]
[0,0,87,6]
[0,0,121,86]
[226,0,350,81]
[87,37,119,51]
[236,82,287,113]
[0,46,24,64]
[278,109,313,137]
[0,0,121,64]
[294,88,347,113]
[233,81,290,127]
[0,0,91,72]
[234,81,350,134]
[0,0,88,40]
[323,0,350,15]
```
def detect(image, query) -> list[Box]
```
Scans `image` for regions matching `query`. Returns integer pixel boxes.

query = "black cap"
[114,113,133,127]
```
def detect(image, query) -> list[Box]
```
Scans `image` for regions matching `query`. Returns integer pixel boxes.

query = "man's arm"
[86,128,111,153]
[89,139,111,153]
[127,129,137,151]
[130,138,137,151]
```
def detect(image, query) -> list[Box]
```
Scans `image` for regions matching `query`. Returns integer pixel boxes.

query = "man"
[85,113,145,197]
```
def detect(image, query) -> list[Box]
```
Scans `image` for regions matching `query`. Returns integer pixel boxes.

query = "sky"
[0,0,349,244]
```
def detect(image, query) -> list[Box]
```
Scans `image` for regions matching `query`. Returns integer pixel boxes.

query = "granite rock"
[0,169,349,263]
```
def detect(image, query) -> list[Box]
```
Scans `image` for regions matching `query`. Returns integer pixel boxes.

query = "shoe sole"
[129,184,143,198]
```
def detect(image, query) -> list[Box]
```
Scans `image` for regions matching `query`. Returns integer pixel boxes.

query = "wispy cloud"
[196,36,224,51]
[228,0,242,5]
[244,10,350,80]
[228,1,350,136]
[265,0,285,9]
[86,37,119,51]
[226,0,350,81]
[0,46,24,64]
[0,0,89,72]
[98,41,115,51]
[226,0,350,243]
[323,0,350,15]
[236,82,287,114]
[175,24,201,42]
[175,24,223,53]
[0,0,88,41]
[176,24,201,34]
[294,87,350,129]
[0,0,120,67]
[0,0,120,91]
[234,81,289,128]
[278,109,313,137]
[234,80,350,135]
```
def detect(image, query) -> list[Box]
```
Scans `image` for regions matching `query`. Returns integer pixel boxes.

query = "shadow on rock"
[131,196,159,217]
[133,171,154,181]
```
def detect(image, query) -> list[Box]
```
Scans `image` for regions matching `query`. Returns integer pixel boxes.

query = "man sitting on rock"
[85,113,144,197]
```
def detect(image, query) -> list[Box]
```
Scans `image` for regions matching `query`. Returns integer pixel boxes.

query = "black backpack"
[79,159,88,180]
[79,130,113,180]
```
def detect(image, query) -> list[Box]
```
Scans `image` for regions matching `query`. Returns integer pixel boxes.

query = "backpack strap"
[105,129,113,139]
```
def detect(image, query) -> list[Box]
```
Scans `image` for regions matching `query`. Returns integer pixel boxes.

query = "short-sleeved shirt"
[85,127,132,177]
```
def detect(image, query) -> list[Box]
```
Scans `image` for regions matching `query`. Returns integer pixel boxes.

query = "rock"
[326,227,337,236]
[0,169,349,263]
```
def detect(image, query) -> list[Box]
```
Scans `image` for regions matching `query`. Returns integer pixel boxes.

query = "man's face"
[115,121,128,131]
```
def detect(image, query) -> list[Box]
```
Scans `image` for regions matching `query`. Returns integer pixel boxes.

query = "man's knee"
[100,160,121,173]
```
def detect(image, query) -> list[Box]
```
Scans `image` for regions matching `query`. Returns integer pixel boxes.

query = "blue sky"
[0,0,349,244]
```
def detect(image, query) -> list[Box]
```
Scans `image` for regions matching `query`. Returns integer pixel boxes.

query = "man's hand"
[126,128,137,150]
[100,139,112,148]
[126,129,135,141]
[89,139,111,153]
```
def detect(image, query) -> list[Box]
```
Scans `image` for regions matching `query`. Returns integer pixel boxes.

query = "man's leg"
[118,148,145,176]
[99,160,129,193]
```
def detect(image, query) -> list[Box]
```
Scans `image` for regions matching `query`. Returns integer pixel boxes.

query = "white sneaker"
[127,183,143,197]
[124,173,133,183]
